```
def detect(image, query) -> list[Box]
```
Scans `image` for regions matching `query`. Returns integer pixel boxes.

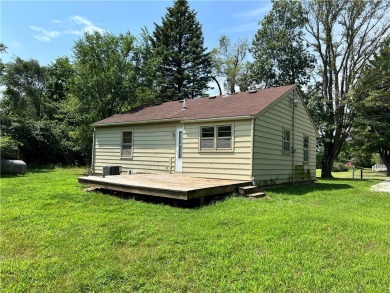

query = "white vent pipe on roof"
[182,98,186,110]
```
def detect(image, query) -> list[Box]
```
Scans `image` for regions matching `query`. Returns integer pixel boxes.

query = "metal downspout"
[91,128,96,175]
[292,91,295,184]
[250,118,255,185]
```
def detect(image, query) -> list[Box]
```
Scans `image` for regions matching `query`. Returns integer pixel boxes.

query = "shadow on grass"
[87,188,232,209]
[28,165,87,173]
[266,180,353,196]
[28,168,56,174]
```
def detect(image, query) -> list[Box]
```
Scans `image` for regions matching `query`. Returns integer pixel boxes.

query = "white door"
[175,127,183,173]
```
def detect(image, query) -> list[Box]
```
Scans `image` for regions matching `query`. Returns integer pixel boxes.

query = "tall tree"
[72,31,137,121]
[0,43,7,76]
[133,28,160,105]
[251,0,315,87]
[237,61,253,92]
[151,0,212,100]
[1,58,48,119]
[0,57,83,165]
[304,0,390,178]
[211,35,249,94]
[70,31,138,161]
[46,57,74,120]
[351,41,390,175]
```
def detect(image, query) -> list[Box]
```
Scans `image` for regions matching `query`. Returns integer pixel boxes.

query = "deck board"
[78,174,250,200]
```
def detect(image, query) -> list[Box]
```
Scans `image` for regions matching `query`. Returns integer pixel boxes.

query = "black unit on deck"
[102,166,122,176]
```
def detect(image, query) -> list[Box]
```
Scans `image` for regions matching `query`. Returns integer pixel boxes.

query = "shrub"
[0,136,21,160]
[3,118,85,165]
[332,162,349,172]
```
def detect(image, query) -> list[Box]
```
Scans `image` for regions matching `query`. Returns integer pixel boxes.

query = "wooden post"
[361,169,363,180]
[169,157,173,174]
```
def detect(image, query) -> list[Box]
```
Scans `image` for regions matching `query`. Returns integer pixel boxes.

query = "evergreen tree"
[133,28,160,106]
[152,0,212,101]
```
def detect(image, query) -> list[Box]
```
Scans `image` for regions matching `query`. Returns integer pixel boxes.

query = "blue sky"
[1,0,271,65]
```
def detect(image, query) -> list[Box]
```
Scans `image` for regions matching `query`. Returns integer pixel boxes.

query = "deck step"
[247,192,266,198]
[238,185,262,195]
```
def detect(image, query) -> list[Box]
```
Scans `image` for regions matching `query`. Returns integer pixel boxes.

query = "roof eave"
[180,115,255,123]
[92,117,183,127]
[92,115,255,127]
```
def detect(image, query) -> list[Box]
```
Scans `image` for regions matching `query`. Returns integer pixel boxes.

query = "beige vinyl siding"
[94,122,178,174]
[253,91,317,186]
[182,120,252,180]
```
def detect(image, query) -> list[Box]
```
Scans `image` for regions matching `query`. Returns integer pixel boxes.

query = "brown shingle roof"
[93,84,296,126]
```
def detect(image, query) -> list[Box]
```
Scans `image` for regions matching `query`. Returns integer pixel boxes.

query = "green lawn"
[1,168,390,292]
[316,168,390,180]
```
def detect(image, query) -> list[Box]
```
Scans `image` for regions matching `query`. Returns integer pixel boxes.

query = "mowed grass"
[1,168,390,292]
[316,168,390,180]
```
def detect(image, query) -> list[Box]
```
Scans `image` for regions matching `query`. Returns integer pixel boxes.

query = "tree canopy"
[304,0,390,177]
[1,57,48,120]
[211,35,249,94]
[351,41,390,175]
[251,0,315,87]
[151,0,212,100]
[72,31,137,121]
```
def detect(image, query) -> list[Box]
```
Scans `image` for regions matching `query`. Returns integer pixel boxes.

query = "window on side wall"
[303,135,309,163]
[283,129,290,153]
[121,131,133,157]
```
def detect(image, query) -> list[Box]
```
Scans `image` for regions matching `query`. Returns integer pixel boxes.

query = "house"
[91,84,317,186]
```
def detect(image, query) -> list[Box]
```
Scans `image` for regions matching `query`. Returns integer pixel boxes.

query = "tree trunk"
[321,143,336,178]
[379,147,390,176]
[321,157,334,178]
[230,82,235,94]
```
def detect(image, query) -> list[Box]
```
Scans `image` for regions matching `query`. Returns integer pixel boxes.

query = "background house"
[91,84,317,186]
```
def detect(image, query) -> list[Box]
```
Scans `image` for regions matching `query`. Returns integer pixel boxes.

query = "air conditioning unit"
[102,166,122,176]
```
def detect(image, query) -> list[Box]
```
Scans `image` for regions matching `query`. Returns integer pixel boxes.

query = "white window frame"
[121,131,133,158]
[199,124,234,152]
[282,128,291,154]
[303,135,309,163]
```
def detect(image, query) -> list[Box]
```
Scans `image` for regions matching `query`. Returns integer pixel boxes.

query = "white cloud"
[30,25,61,42]
[66,15,106,35]
[231,21,259,33]
[52,19,63,25]
[30,15,105,43]
[234,6,271,19]
[64,29,84,36]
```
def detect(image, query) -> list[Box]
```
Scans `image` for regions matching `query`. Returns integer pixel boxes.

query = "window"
[217,125,232,149]
[303,136,309,163]
[121,131,133,157]
[283,129,290,153]
[200,125,232,150]
[201,127,215,149]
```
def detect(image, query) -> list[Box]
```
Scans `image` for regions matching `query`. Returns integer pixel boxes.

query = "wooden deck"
[78,174,250,201]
